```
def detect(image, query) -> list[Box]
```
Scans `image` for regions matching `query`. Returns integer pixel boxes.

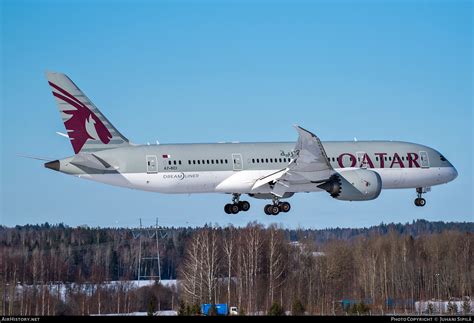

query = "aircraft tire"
[231,204,240,214]
[264,204,272,215]
[418,198,426,207]
[271,205,280,216]
[279,202,291,213]
[224,204,232,214]
[240,201,250,212]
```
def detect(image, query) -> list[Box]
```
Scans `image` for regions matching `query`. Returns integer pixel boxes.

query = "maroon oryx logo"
[49,82,112,154]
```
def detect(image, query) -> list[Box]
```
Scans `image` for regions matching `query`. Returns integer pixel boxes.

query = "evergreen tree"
[178,300,187,316]
[427,303,434,315]
[462,297,471,314]
[291,299,305,315]
[268,302,285,316]
[447,300,458,315]
[147,295,157,316]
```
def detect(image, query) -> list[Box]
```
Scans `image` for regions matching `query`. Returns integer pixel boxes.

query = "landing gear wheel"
[279,202,291,213]
[415,187,428,207]
[224,204,232,214]
[414,198,426,207]
[418,198,426,207]
[271,205,280,216]
[230,204,240,214]
[239,201,250,212]
[264,204,273,215]
[415,197,426,206]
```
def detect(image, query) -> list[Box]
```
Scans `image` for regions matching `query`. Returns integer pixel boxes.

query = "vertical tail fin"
[46,71,130,154]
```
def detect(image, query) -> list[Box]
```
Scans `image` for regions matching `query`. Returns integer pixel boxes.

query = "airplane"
[43,72,458,215]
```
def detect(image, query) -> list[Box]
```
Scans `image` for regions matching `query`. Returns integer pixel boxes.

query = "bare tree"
[268,225,286,306]
[223,226,235,307]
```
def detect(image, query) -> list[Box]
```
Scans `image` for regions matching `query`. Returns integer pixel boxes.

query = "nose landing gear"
[414,187,429,207]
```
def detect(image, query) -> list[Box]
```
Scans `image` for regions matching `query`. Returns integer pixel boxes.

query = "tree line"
[0,220,472,315]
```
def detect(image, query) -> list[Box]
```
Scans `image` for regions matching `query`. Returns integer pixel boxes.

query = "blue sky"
[1,0,472,229]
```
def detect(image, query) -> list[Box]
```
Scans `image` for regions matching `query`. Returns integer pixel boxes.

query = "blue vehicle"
[201,303,228,316]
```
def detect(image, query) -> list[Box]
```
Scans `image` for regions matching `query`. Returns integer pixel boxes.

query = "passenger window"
[193,160,196,165]
[279,158,282,163]
[220,159,224,164]
[376,157,379,161]
[225,159,228,164]
[265,158,268,163]
[168,161,171,165]
[216,160,219,164]
[179,160,182,165]
[147,161,150,166]
[211,160,214,164]
[198,160,201,165]
[389,157,392,161]
[173,160,177,165]
[252,158,255,163]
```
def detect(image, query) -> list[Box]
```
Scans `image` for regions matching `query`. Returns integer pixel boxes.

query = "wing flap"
[251,168,289,190]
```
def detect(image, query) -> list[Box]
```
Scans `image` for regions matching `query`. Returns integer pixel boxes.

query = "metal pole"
[138,218,142,281]
[155,217,161,281]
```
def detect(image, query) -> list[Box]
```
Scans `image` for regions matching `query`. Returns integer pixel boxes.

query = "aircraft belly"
[215,170,280,193]
[77,167,453,194]
[373,168,450,189]
[123,171,232,193]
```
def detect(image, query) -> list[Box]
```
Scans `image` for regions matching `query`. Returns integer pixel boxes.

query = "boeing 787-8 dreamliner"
[43,72,458,215]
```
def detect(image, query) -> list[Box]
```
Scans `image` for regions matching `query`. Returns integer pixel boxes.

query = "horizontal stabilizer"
[70,152,117,171]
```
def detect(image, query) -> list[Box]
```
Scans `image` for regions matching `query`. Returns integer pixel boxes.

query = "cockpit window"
[440,155,447,161]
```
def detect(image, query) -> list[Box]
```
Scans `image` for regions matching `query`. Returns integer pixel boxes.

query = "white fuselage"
[68,140,457,196]
[79,166,457,194]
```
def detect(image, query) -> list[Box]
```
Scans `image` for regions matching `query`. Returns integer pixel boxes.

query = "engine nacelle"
[318,169,382,201]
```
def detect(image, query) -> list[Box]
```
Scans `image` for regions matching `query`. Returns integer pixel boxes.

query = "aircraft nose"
[452,166,458,180]
[449,165,458,182]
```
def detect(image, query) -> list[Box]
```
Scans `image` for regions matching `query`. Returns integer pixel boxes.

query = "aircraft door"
[419,151,430,168]
[356,152,368,169]
[232,153,243,171]
[146,155,158,173]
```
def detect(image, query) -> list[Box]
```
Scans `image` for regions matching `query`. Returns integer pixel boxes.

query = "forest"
[0,219,472,315]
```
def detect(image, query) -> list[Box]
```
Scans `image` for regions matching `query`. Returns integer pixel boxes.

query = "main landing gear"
[414,187,427,207]
[264,197,291,216]
[224,194,251,214]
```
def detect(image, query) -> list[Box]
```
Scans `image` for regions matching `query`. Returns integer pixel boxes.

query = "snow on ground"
[93,310,178,316]
[13,279,178,302]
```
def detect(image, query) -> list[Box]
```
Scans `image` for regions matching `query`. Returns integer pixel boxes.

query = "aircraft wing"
[251,125,334,197]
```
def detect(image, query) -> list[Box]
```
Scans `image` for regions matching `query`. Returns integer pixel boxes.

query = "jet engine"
[317,169,382,201]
